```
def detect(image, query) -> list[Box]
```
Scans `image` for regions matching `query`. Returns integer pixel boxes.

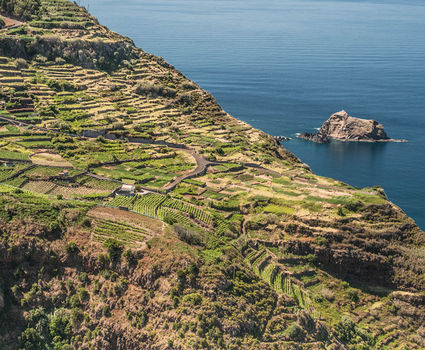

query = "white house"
[118,184,135,196]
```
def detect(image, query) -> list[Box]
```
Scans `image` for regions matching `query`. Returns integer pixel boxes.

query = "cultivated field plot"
[132,193,166,218]
[48,185,109,199]
[75,175,120,191]
[108,193,218,232]
[0,183,15,193]
[21,180,56,194]
[23,166,72,178]
[61,141,171,170]
[16,139,54,149]
[31,152,73,167]
[91,151,194,189]
[0,163,29,181]
[162,197,213,226]
[0,149,30,160]
[88,206,163,241]
[91,219,149,247]
[244,248,317,317]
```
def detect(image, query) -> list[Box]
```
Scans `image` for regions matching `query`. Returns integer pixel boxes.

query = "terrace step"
[7,108,35,113]
[27,90,55,96]
[2,83,26,91]
[21,69,36,74]
[0,64,16,70]
[292,269,317,279]
[248,249,267,265]
[43,67,78,73]
[42,73,75,78]
[0,69,21,77]
[0,77,24,83]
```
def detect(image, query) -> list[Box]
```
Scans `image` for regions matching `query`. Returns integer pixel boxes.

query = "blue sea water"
[84,0,425,229]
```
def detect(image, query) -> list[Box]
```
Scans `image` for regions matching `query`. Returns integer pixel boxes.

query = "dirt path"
[0,15,24,29]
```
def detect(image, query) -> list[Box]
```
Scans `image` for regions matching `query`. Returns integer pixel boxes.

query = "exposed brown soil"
[87,206,164,236]
[0,15,23,29]
[30,152,74,167]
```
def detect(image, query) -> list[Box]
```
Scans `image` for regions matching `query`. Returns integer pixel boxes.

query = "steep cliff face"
[0,35,137,70]
[299,110,393,143]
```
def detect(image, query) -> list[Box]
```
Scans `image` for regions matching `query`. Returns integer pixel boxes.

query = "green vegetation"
[132,193,166,217]
[103,238,123,262]
[0,0,42,20]
[93,219,147,247]
[0,0,423,349]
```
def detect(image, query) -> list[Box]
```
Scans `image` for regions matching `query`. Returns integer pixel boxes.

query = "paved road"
[162,148,215,192]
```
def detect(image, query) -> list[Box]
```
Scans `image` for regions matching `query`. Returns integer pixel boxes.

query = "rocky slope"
[299,110,401,143]
[0,1,424,349]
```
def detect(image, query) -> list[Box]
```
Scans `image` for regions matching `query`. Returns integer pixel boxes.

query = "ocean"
[84,0,425,229]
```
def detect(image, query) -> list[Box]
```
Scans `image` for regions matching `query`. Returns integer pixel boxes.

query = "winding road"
[0,115,217,192]
[162,148,215,192]
[0,113,281,193]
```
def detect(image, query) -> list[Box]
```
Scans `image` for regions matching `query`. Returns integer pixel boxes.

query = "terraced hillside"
[0,1,424,349]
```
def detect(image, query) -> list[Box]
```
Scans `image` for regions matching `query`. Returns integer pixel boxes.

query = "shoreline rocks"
[298,110,406,143]
[273,135,291,142]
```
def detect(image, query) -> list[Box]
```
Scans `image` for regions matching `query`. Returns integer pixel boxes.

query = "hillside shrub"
[174,225,202,246]
[102,305,111,317]
[123,249,137,266]
[0,0,42,21]
[345,200,364,212]
[15,58,27,69]
[78,272,89,284]
[69,294,80,308]
[82,218,91,228]
[182,293,202,306]
[347,289,359,302]
[103,238,123,262]
[18,328,43,349]
[49,308,72,339]
[65,241,78,254]
[135,81,176,98]
[286,323,305,341]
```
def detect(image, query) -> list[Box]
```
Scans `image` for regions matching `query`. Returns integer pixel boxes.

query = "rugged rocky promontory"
[299,110,404,143]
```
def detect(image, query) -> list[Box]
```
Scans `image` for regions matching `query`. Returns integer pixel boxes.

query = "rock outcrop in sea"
[298,110,404,143]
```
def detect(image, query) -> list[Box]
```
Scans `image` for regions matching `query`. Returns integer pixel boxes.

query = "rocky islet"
[299,110,406,143]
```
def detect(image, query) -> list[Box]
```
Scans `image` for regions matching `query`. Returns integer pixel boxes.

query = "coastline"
[0,1,424,347]
[297,134,408,143]
[81,0,425,230]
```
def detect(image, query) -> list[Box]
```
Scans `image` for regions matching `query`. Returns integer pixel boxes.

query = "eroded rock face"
[299,110,392,143]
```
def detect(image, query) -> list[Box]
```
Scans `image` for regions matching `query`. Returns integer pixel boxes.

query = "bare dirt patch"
[31,152,73,167]
[0,15,24,29]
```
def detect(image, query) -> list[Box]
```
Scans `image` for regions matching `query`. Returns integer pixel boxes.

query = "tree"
[103,238,123,262]
[0,0,42,20]
[49,309,72,340]
[18,328,43,350]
